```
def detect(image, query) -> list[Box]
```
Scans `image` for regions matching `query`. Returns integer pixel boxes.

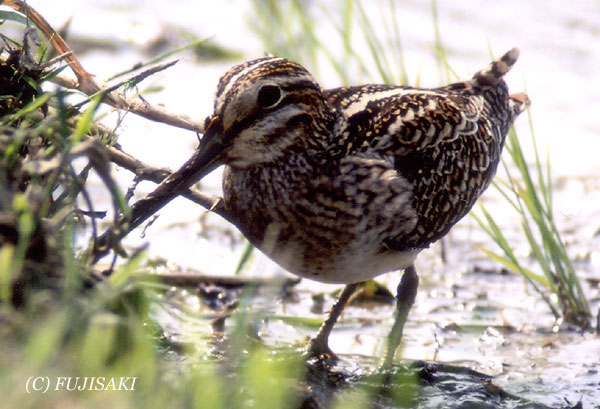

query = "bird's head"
[194,57,328,176]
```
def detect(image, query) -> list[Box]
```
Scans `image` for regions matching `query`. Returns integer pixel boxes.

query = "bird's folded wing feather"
[324,86,484,154]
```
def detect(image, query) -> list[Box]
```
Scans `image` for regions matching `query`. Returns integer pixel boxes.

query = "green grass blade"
[354,0,392,83]
[234,241,255,275]
[1,92,53,125]
[389,0,408,85]
[476,246,549,287]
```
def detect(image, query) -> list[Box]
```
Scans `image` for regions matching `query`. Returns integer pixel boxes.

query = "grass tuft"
[473,110,591,328]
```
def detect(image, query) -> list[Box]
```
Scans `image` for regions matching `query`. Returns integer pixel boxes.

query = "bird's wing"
[324,85,484,154]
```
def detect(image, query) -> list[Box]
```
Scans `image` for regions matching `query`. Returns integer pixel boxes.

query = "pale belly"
[263,241,421,284]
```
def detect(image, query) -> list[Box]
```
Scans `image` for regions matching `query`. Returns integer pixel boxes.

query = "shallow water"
[32,0,600,407]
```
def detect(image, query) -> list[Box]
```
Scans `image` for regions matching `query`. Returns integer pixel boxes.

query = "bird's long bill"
[156,115,225,194]
[128,116,225,230]
[181,116,225,183]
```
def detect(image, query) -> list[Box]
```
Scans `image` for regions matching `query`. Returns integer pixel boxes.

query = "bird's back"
[321,48,529,251]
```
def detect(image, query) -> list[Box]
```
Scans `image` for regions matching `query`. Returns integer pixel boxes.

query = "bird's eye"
[257,84,282,108]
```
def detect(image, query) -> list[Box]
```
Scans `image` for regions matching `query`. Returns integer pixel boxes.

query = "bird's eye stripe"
[280,80,320,93]
[224,96,303,142]
[217,57,285,106]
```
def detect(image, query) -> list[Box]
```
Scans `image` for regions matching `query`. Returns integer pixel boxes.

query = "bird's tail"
[508,92,531,119]
[472,47,520,87]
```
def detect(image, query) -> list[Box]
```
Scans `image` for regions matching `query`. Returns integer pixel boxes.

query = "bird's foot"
[306,336,338,362]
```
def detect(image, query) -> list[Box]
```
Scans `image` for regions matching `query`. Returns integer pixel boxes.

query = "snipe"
[124,48,530,364]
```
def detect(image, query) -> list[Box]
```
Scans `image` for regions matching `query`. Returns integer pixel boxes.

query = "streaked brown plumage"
[123,48,530,361]
[198,49,528,285]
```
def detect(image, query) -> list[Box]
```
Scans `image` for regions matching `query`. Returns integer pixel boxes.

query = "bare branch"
[137,272,300,289]
[49,67,204,133]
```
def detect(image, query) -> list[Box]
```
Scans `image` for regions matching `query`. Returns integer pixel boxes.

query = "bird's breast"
[222,155,421,283]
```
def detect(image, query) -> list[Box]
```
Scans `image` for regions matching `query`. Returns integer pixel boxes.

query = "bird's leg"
[308,282,361,359]
[381,264,419,368]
